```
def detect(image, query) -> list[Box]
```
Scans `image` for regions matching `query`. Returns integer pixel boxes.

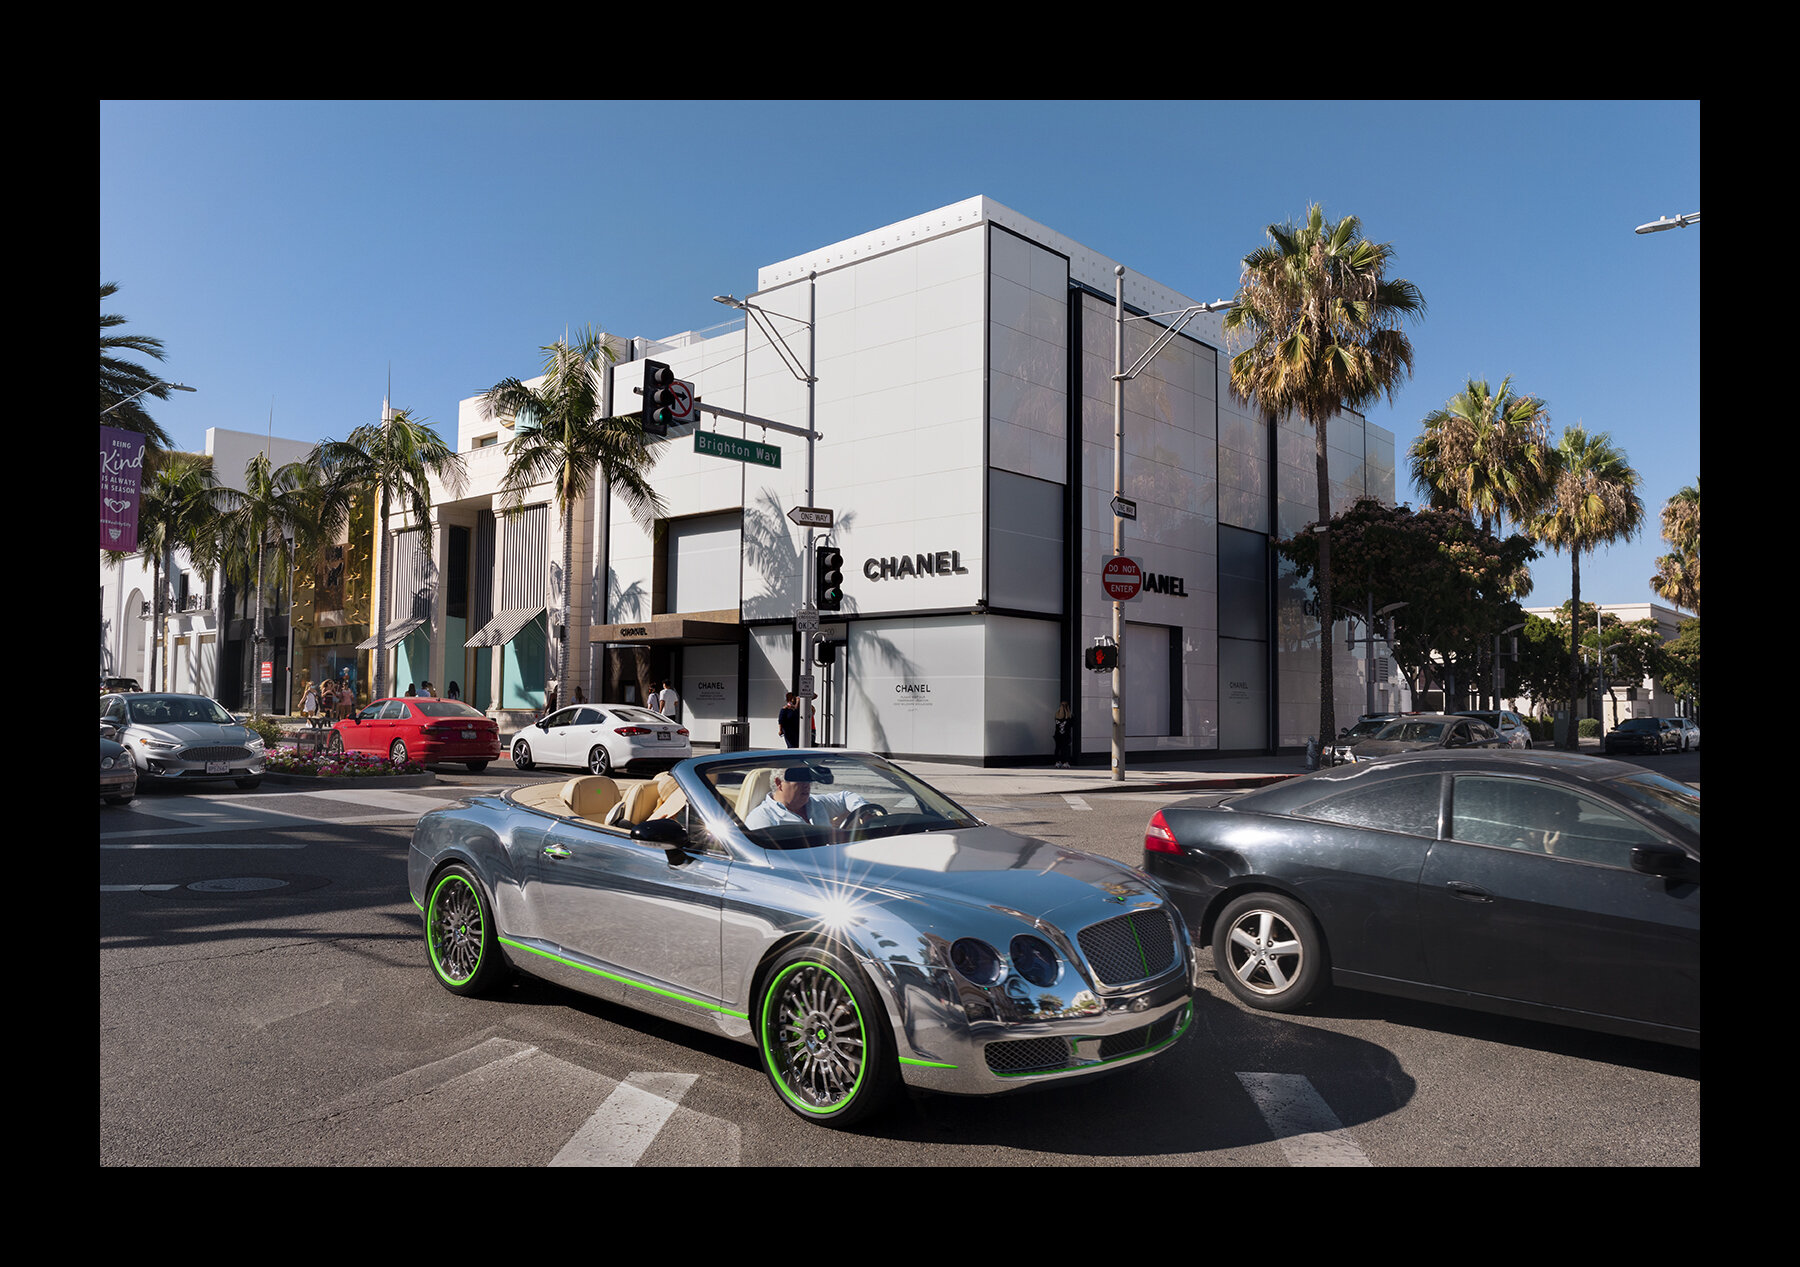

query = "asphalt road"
[99,750,1700,1166]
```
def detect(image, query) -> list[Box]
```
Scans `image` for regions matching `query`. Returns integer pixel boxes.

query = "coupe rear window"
[413,700,483,718]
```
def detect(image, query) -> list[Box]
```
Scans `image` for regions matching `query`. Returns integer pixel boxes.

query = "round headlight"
[1010,935,1061,987]
[950,938,1004,986]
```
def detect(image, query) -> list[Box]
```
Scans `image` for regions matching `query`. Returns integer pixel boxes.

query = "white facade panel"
[844,616,986,757]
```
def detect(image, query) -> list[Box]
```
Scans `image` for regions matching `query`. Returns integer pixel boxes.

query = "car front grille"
[984,1037,1070,1075]
[179,746,252,762]
[1096,1006,1187,1060]
[1077,908,1178,987]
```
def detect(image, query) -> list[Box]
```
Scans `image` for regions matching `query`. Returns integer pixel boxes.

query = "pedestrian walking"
[301,680,320,729]
[318,678,336,725]
[446,680,460,700]
[778,692,800,747]
[653,681,681,721]
[1053,701,1073,767]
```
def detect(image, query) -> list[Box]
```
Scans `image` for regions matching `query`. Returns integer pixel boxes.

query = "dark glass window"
[1301,774,1441,837]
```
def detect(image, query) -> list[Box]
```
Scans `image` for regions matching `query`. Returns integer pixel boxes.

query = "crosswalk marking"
[551,1073,700,1166]
[1062,795,1092,811]
[1236,1072,1371,1166]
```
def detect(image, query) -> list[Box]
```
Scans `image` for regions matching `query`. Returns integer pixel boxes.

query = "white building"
[99,427,317,707]
[405,196,1403,763]
[1521,599,1694,728]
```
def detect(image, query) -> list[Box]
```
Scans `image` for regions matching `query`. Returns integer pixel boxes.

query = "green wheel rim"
[761,960,867,1114]
[428,872,485,985]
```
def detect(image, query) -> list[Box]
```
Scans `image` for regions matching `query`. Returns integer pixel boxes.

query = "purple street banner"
[100,426,146,552]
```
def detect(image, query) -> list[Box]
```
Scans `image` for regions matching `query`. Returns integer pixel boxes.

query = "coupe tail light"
[614,726,649,736]
[676,728,689,736]
[1144,810,1181,855]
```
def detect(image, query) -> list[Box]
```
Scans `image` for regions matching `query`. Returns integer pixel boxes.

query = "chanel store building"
[505,196,1402,764]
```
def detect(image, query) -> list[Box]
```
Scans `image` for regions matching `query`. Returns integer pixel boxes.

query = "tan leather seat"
[617,779,663,824]
[649,787,688,820]
[561,774,621,823]
[734,767,776,821]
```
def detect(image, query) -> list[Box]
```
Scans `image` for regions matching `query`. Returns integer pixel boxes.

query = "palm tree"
[1531,426,1645,747]
[103,451,218,690]
[310,409,466,701]
[479,326,666,701]
[1223,204,1425,748]
[1409,376,1553,537]
[212,452,325,719]
[1650,479,1700,614]
[99,282,176,450]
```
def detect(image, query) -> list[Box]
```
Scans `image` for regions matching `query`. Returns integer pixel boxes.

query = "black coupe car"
[1142,750,1698,1048]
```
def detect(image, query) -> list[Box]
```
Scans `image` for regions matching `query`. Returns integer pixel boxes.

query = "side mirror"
[1631,844,1698,883]
[629,816,689,863]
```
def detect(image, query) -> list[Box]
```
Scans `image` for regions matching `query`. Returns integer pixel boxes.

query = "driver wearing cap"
[743,766,873,831]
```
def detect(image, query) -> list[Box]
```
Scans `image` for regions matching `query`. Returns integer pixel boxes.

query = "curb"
[262,770,438,788]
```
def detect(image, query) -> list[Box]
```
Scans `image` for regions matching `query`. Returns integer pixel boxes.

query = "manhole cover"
[187,877,290,892]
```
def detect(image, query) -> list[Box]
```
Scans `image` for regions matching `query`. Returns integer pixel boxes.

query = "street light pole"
[1108,265,1234,781]
[100,380,196,418]
[1634,212,1700,235]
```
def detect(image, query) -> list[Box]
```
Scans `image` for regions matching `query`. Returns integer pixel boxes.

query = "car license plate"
[657,730,671,741]
[206,761,227,774]
[461,730,475,739]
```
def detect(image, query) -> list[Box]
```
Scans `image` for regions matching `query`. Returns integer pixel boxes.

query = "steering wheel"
[836,803,887,841]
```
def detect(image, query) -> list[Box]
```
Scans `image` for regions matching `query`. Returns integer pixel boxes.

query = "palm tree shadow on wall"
[740,488,924,754]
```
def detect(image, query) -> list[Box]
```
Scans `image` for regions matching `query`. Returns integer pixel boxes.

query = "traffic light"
[815,543,845,611]
[1084,643,1118,672]
[816,640,839,665]
[642,360,676,436]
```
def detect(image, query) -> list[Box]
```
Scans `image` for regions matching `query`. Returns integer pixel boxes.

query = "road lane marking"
[1236,1072,1372,1167]
[101,840,308,849]
[551,1073,699,1167]
[1062,795,1092,811]
[100,883,180,890]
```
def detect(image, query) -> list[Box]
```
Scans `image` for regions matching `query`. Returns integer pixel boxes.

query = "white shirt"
[742,789,869,832]
[654,688,680,717]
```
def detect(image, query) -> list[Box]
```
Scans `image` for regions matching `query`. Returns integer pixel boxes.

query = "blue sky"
[100,100,1699,612]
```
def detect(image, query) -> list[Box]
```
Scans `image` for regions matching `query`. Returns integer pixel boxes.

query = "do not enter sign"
[1102,555,1142,601]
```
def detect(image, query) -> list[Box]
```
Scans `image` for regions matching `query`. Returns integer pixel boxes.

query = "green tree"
[311,409,466,701]
[212,452,328,719]
[480,326,665,700]
[104,451,219,690]
[1278,498,1536,712]
[99,282,177,450]
[1650,479,1700,614]
[1224,205,1425,746]
[1409,375,1553,537]
[1530,427,1645,747]
[1660,618,1700,714]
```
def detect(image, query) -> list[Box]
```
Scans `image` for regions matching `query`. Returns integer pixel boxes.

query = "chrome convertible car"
[409,749,1195,1126]
[1143,750,1698,1048]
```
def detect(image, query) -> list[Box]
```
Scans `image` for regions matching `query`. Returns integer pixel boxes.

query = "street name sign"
[696,430,781,468]
[1102,555,1143,601]
[787,506,834,528]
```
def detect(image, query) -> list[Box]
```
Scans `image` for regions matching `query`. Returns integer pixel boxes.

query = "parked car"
[100,737,137,805]
[1142,749,1699,1048]
[1453,709,1533,749]
[410,749,1197,1126]
[100,676,141,694]
[1666,717,1700,752]
[509,703,692,775]
[99,692,266,789]
[1329,713,1402,765]
[1335,713,1506,762]
[328,697,501,771]
[1603,716,1680,755]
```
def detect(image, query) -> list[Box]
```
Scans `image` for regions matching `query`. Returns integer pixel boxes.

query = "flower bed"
[265,746,425,778]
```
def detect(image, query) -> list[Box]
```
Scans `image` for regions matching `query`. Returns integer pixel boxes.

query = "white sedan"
[509,704,691,776]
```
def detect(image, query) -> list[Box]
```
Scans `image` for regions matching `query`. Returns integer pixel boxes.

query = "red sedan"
[327,697,500,771]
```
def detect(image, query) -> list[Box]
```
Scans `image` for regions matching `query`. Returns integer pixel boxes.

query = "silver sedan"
[408,749,1196,1127]
[99,692,266,789]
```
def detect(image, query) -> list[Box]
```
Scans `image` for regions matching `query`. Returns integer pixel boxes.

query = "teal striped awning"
[464,607,544,649]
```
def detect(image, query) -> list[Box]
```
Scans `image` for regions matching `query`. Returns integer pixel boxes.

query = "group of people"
[297,673,359,729]
[401,681,459,699]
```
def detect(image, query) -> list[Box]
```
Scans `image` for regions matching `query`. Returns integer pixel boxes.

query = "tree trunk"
[1314,410,1335,747]
[1565,551,1582,750]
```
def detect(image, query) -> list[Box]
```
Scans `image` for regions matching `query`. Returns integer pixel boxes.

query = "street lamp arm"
[1115,300,1236,383]
[101,380,196,418]
[1635,212,1700,234]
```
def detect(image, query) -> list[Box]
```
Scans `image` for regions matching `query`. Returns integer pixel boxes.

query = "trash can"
[719,719,750,753]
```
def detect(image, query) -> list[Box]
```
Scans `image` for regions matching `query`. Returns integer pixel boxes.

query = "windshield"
[1376,720,1445,743]
[700,753,982,849]
[1618,719,1658,732]
[1610,770,1700,839]
[413,699,484,718]
[127,694,235,725]
[1346,719,1389,738]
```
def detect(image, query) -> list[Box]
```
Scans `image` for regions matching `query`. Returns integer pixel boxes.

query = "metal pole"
[804,273,817,748]
[1111,266,1126,781]
[1366,592,1376,718]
